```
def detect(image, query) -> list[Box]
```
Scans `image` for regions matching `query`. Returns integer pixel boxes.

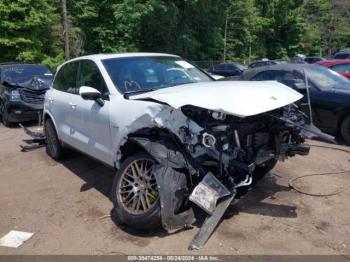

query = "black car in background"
[304,56,326,64]
[332,50,350,59]
[207,63,247,77]
[248,60,286,69]
[235,64,350,143]
[0,63,53,126]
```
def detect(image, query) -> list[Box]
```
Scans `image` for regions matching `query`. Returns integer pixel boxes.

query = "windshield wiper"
[123,88,157,98]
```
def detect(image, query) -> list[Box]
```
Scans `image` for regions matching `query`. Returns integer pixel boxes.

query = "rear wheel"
[45,118,63,160]
[112,153,161,229]
[340,115,350,144]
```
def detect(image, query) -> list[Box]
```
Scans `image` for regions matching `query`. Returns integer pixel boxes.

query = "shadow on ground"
[58,149,298,238]
[224,174,297,219]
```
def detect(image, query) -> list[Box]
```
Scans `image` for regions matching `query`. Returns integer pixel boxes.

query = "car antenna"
[304,69,314,125]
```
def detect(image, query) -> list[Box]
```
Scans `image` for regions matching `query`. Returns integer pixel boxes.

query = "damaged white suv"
[44,53,311,247]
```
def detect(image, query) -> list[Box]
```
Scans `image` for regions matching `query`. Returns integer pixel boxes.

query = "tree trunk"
[62,0,69,60]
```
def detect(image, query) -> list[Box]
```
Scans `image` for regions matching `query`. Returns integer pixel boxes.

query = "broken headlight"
[9,89,21,101]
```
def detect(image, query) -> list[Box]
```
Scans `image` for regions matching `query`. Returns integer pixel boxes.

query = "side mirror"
[79,86,104,106]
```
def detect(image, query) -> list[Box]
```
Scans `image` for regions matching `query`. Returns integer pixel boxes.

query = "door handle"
[69,102,77,109]
[48,97,54,103]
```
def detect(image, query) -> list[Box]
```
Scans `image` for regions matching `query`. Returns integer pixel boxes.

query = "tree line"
[0,0,349,69]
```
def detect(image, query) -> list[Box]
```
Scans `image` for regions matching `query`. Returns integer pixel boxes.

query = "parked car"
[332,50,350,59]
[304,56,326,64]
[207,63,246,77]
[208,73,224,80]
[248,60,285,69]
[316,59,350,79]
[44,53,310,233]
[237,63,350,143]
[0,63,53,126]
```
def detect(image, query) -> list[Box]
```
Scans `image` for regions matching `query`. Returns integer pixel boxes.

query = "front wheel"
[340,115,350,144]
[112,153,161,229]
[45,118,63,160]
[253,158,278,181]
[1,102,11,127]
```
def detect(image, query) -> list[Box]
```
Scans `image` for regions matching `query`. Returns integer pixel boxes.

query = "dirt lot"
[0,122,350,255]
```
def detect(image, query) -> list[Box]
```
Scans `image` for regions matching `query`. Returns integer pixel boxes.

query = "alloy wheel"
[118,159,159,215]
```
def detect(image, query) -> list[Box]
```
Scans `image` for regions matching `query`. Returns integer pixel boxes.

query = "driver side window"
[78,60,109,100]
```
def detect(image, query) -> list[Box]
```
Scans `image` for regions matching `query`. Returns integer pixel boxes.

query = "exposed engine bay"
[180,104,310,175]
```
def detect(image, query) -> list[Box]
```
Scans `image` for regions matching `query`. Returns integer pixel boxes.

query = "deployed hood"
[130,81,303,117]
[2,75,53,91]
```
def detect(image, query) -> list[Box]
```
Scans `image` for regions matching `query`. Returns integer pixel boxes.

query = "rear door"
[48,61,82,145]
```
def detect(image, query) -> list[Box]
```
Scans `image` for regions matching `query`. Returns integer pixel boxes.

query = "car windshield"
[102,56,212,94]
[1,64,51,80]
[305,66,350,89]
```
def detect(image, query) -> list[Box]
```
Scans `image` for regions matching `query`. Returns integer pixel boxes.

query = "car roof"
[335,50,350,54]
[0,62,44,67]
[316,59,350,67]
[213,63,242,66]
[67,52,179,63]
[242,63,320,79]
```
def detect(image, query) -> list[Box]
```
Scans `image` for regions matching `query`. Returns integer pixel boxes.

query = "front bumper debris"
[189,172,231,214]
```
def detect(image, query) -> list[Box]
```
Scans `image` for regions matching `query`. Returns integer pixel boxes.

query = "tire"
[253,159,278,181]
[1,102,11,127]
[112,153,161,229]
[45,118,63,160]
[340,115,350,144]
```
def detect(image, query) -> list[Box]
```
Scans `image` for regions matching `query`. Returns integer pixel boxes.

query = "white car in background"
[44,53,310,234]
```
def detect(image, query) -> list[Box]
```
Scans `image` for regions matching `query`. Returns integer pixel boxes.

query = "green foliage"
[0,0,62,66]
[1,0,350,66]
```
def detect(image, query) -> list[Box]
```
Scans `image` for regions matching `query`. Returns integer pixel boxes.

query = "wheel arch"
[117,127,183,167]
[337,108,350,132]
[43,112,60,138]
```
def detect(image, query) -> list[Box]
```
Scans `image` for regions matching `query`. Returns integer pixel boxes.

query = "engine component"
[201,132,217,148]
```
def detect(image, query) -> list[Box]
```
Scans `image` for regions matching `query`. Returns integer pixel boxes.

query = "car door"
[77,60,114,165]
[47,61,85,146]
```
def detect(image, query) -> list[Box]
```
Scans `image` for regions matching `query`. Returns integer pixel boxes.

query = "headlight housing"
[9,89,21,101]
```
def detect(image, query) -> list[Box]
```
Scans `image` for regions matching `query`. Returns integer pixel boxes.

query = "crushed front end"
[180,104,310,193]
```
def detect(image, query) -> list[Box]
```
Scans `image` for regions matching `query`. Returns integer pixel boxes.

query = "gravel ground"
[0,122,350,255]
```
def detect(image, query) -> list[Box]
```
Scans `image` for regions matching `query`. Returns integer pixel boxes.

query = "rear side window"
[78,60,109,98]
[214,64,226,70]
[331,63,350,73]
[226,64,236,70]
[53,62,79,94]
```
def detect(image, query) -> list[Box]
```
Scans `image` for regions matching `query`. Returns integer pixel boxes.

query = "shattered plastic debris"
[189,172,231,214]
[0,230,34,248]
